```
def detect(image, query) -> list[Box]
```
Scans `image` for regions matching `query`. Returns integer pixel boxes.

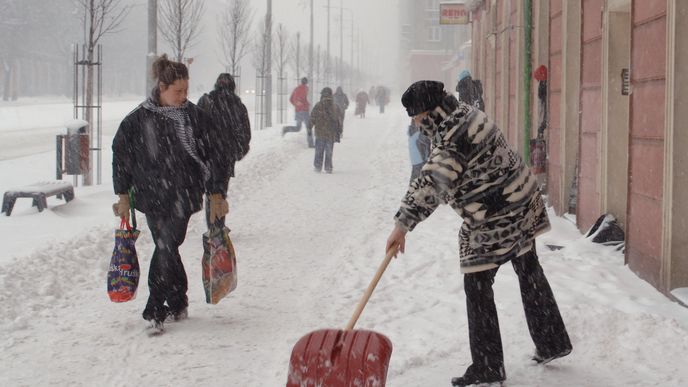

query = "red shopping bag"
[107,216,141,302]
[201,225,237,304]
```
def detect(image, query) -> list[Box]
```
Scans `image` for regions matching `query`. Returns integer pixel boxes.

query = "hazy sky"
[181,0,401,93]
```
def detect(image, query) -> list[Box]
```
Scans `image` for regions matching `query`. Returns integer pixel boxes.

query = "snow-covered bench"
[2,181,74,216]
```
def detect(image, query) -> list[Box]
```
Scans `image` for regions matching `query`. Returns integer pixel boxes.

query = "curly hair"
[151,54,188,86]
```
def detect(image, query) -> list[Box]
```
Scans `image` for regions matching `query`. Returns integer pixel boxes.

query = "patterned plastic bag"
[202,225,237,304]
[107,216,141,302]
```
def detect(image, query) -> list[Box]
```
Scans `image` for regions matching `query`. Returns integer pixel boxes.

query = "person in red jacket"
[282,77,313,147]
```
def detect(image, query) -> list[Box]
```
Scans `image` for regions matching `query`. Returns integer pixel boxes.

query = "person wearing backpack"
[309,87,343,174]
[198,73,251,226]
[455,70,485,112]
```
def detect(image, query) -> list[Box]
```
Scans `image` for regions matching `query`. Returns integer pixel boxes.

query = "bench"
[2,181,74,216]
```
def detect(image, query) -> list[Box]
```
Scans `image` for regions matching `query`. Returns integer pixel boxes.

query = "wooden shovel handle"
[345,246,398,331]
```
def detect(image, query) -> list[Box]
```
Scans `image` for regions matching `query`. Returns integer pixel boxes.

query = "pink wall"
[577,0,604,232]
[548,0,564,213]
[494,0,503,128]
[507,1,519,148]
[627,0,667,288]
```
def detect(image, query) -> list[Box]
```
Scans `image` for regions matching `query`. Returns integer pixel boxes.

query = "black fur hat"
[401,80,446,116]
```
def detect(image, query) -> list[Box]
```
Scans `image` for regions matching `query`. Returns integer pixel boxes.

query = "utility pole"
[265,0,273,127]
[309,0,314,106]
[326,0,330,86]
[146,0,157,94]
[339,0,343,86]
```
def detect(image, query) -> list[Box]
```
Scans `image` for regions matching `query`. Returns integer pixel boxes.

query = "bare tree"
[251,14,271,129]
[77,0,131,185]
[289,35,308,83]
[218,0,253,78]
[273,23,290,123]
[251,14,272,79]
[158,0,205,62]
[273,23,290,82]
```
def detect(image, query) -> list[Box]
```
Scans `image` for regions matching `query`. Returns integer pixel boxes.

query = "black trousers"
[463,246,571,372]
[143,213,191,321]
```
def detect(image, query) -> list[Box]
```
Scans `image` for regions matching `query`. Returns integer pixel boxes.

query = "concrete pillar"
[559,0,581,215]
[600,1,631,229]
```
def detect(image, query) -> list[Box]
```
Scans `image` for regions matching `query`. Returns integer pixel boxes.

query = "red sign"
[440,3,469,25]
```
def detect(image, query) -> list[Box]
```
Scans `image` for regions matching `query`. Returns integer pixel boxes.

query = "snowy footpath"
[1,100,688,386]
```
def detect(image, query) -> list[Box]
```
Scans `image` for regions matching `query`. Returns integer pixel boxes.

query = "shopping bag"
[202,224,237,304]
[107,216,141,302]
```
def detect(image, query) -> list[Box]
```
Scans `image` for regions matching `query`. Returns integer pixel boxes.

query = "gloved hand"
[112,194,130,222]
[208,193,229,223]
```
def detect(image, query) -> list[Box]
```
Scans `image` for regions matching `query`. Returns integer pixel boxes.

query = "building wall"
[401,0,471,90]
[627,0,667,288]
[547,0,565,213]
[577,0,604,232]
[668,0,688,295]
[507,0,520,149]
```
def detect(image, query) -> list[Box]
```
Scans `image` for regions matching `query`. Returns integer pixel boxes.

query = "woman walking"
[112,55,230,330]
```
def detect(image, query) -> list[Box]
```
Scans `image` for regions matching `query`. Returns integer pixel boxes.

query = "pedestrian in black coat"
[198,73,251,227]
[455,70,485,112]
[198,73,251,178]
[112,55,230,329]
[333,86,349,122]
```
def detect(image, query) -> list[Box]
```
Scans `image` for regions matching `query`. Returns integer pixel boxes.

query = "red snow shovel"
[286,247,397,387]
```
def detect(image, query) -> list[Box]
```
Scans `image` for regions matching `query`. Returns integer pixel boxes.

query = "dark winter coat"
[333,89,349,114]
[198,89,251,177]
[309,96,342,142]
[456,76,485,112]
[112,101,229,216]
[394,95,550,273]
[375,86,390,106]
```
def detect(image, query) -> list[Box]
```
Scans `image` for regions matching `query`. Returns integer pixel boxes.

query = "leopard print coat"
[394,96,550,273]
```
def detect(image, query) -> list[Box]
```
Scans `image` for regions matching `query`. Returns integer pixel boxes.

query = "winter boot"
[532,346,572,364]
[451,364,505,386]
[169,307,188,322]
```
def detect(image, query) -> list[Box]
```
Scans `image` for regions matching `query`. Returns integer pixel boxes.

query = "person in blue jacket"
[407,119,431,183]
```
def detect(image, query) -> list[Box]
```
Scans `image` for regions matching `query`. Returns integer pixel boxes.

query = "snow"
[2,99,688,386]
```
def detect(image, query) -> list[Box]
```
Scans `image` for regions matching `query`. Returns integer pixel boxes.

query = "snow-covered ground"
[1,98,688,386]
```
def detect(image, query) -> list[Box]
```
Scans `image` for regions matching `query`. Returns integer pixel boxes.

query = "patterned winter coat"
[394,96,550,273]
[308,96,342,142]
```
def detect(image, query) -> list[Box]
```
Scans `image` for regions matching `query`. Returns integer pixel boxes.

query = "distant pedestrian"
[407,119,431,183]
[375,86,389,113]
[283,77,313,147]
[198,73,251,227]
[309,87,342,174]
[355,90,369,118]
[455,70,485,112]
[333,86,350,136]
[369,86,377,106]
[112,54,230,330]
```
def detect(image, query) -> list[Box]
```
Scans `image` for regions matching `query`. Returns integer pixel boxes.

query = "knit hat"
[401,81,445,116]
[458,69,472,81]
[320,87,333,97]
[301,77,308,85]
[534,65,548,81]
